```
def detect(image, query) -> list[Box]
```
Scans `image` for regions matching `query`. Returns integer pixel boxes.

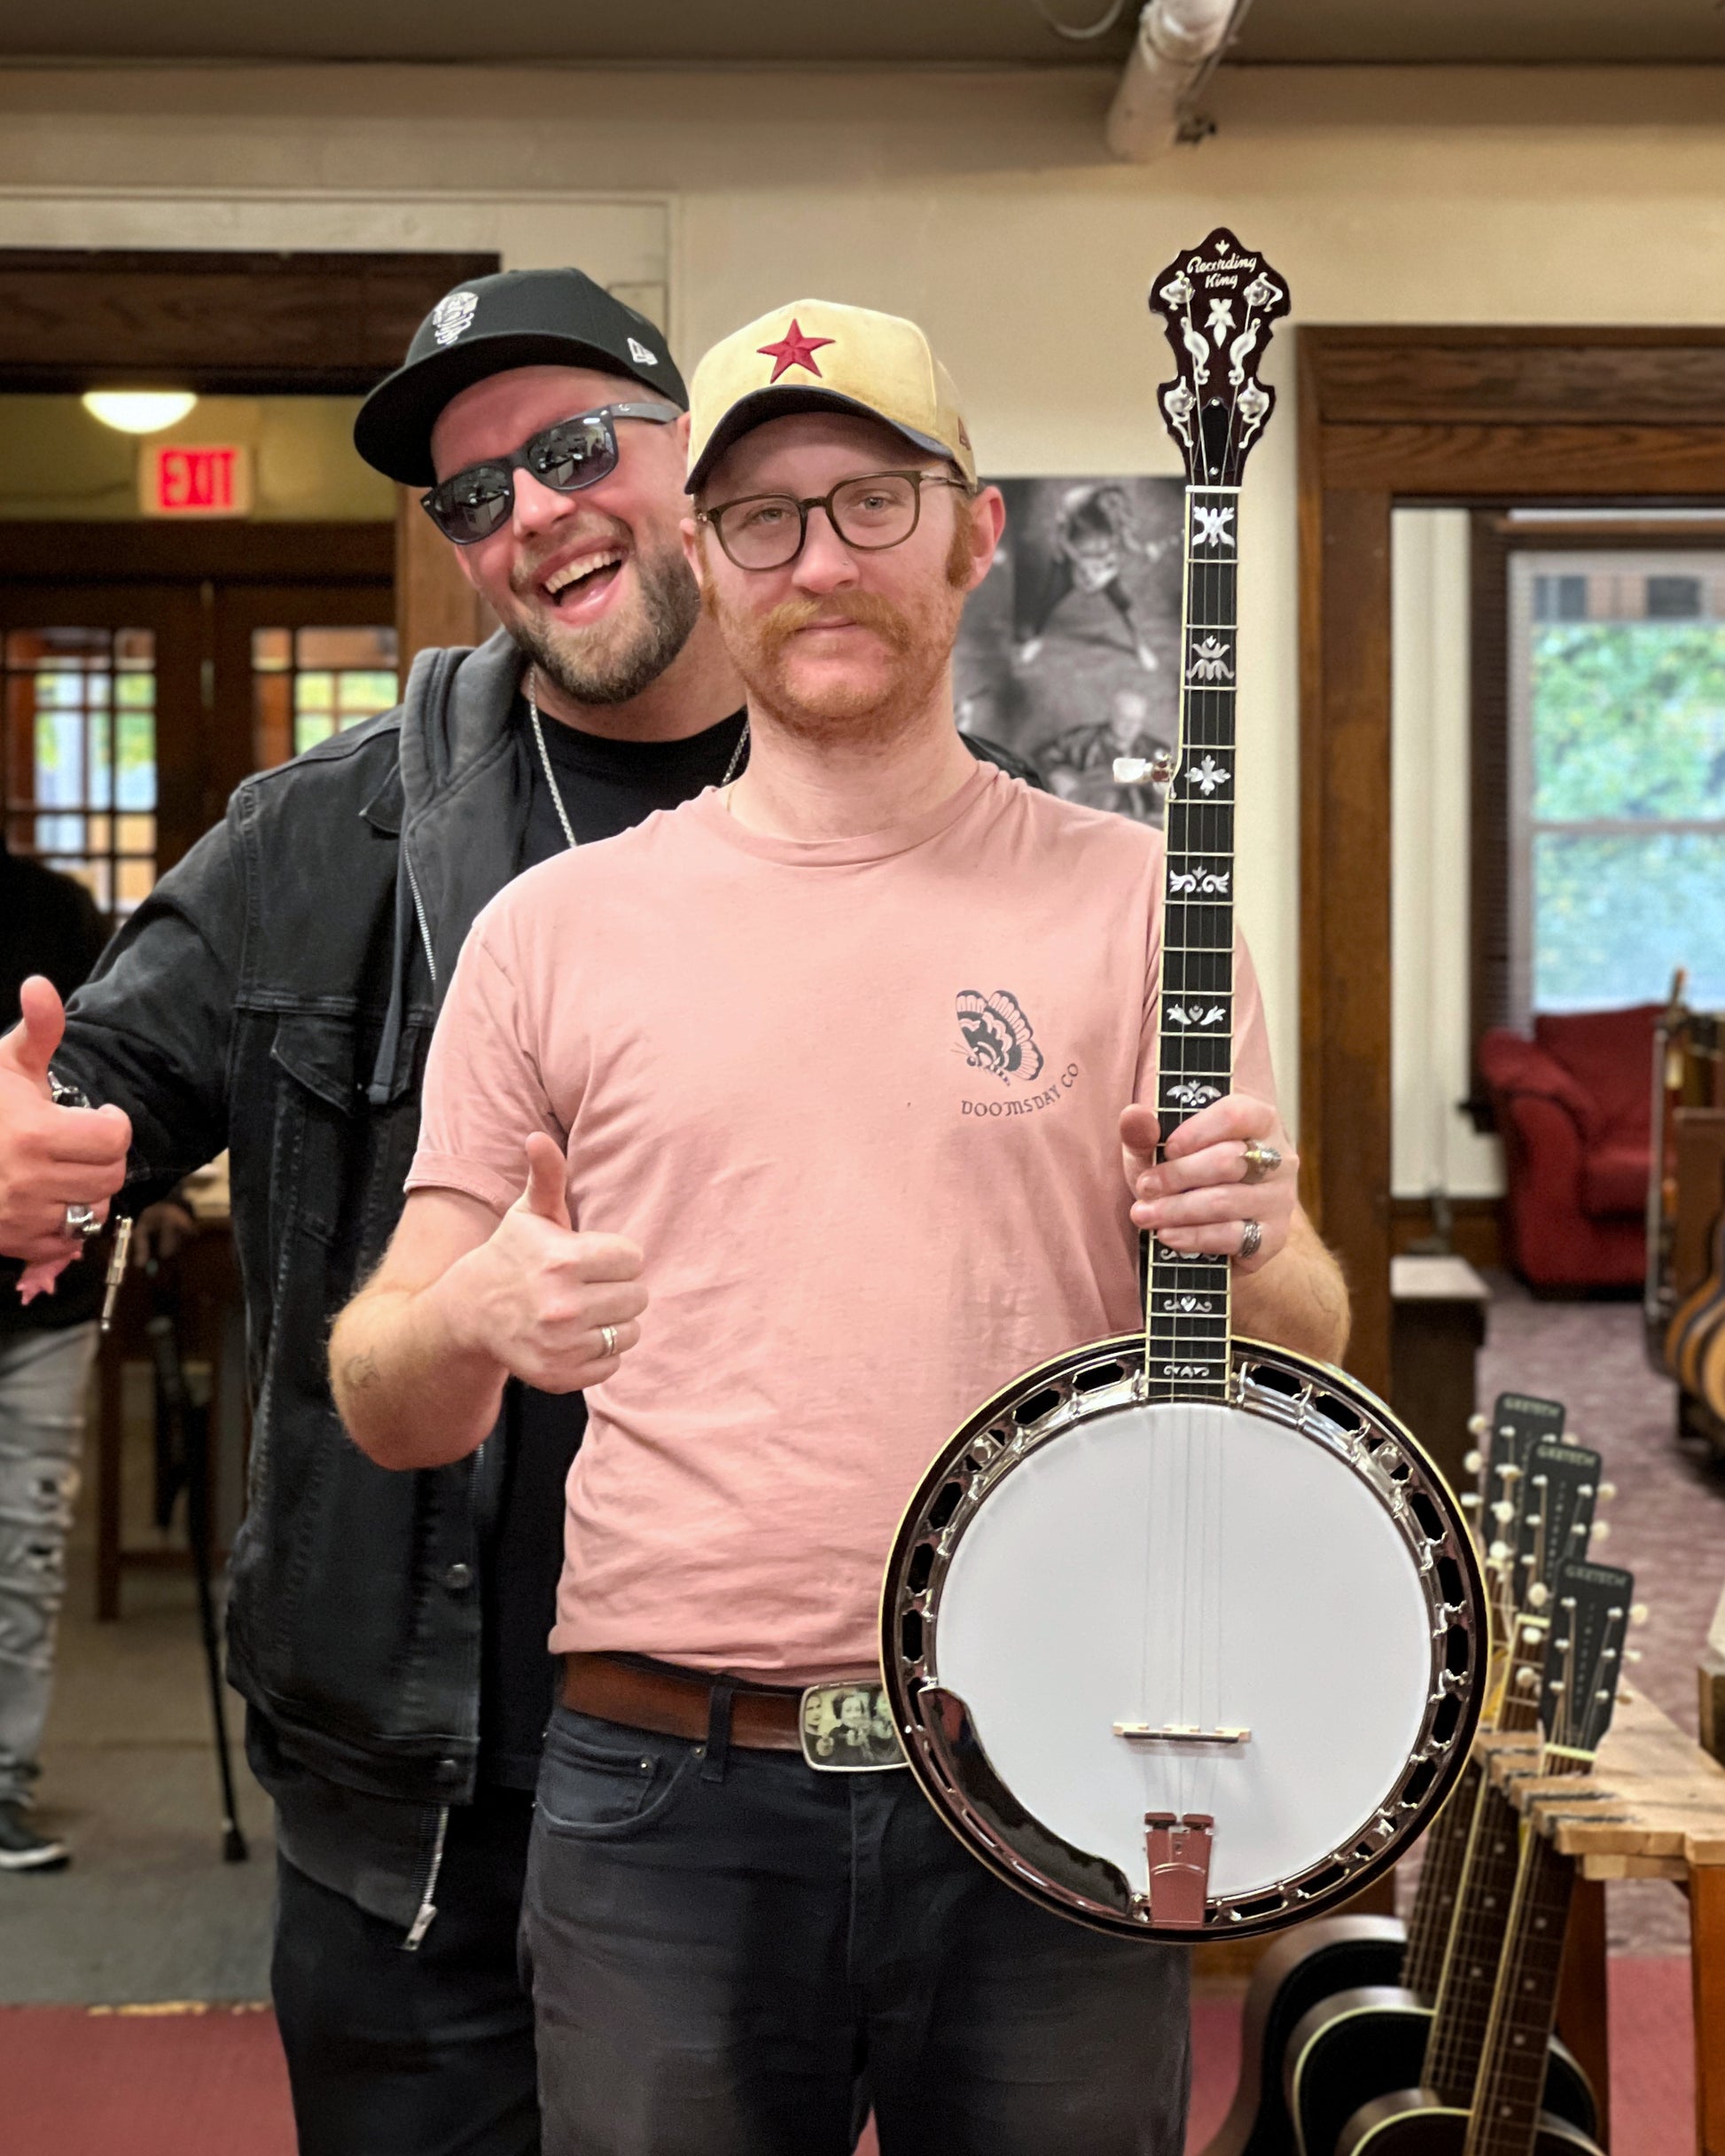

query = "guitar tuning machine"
[1112,748,1176,786]
[1597,1481,1617,1503]
[1630,1602,1651,1626]
[1588,1520,1611,1544]
[1467,1415,1489,1440]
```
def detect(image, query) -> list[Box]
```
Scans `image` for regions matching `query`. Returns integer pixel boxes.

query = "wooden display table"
[1494,1686,1725,2153]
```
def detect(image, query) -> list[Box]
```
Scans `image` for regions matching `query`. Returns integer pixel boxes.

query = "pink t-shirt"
[409,761,1276,1683]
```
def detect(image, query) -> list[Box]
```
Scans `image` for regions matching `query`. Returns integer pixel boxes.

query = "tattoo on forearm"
[344,1349,382,1393]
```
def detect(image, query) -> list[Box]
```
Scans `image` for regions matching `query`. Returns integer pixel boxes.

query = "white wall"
[1392,510,1504,1200]
[3,62,1724,1133]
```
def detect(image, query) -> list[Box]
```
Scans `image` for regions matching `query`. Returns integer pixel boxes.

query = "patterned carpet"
[1475,1273,1717,1957]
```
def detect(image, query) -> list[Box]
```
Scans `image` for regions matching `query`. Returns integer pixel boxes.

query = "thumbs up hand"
[514,1130,574,1230]
[0,976,132,1266]
[464,1130,646,1394]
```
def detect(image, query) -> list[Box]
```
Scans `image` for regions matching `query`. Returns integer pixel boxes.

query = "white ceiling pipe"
[1104,0,1240,162]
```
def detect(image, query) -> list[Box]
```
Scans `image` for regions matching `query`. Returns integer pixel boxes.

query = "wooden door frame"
[1299,326,1725,1396]
[0,248,500,395]
[0,246,501,668]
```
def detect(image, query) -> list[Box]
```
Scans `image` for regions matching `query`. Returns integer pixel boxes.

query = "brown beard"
[506,530,701,708]
[702,504,976,745]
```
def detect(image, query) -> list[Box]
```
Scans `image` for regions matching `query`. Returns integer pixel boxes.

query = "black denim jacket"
[53,627,1043,1936]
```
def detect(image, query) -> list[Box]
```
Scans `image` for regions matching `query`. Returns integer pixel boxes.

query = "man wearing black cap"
[0,268,736,2154]
[0,268,1034,2153]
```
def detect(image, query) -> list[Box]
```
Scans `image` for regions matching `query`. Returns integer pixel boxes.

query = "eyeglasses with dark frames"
[695,469,972,572]
[421,402,682,545]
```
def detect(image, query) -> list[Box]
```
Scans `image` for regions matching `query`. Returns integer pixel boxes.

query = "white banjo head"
[881,1338,1485,1940]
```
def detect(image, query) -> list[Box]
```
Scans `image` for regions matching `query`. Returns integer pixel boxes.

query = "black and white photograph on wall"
[955,476,1184,824]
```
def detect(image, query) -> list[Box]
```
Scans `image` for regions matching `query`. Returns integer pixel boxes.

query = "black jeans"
[523,1705,1190,2156]
[273,1786,539,2156]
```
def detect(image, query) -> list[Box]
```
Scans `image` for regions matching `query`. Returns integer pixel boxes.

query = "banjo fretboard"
[1144,484,1240,1403]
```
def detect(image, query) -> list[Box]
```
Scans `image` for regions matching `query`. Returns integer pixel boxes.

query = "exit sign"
[140,443,254,518]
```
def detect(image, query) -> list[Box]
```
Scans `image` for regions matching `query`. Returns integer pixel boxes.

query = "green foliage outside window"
[1531,621,1725,1008]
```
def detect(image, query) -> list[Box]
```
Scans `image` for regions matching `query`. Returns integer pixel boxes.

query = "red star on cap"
[757,318,835,384]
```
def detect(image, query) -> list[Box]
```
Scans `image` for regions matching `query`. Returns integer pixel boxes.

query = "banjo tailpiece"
[878,232,1488,1942]
[1146,1812,1215,1928]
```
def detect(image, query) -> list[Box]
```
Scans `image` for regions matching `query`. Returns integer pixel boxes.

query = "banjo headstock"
[1148,229,1290,488]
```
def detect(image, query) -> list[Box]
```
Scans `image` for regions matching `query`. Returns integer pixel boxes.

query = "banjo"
[878,230,1488,1941]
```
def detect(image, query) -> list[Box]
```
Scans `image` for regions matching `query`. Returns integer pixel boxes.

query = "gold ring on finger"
[599,1324,618,1358]
[1240,1140,1282,1187]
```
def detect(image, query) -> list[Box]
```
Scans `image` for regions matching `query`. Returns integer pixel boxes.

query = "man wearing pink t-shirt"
[332,301,1348,2156]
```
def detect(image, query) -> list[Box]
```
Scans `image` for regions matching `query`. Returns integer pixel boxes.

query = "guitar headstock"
[1149,229,1291,487]
[1513,1441,1603,1616]
[1541,1560,1636,1755]
[1466,1391,1565,1570]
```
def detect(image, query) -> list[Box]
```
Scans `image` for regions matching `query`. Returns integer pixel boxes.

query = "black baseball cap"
[354,268,688,487]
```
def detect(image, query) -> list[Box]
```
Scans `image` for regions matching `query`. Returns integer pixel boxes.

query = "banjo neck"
[1144,481,1241,1403]
[1141,229,1286,1405]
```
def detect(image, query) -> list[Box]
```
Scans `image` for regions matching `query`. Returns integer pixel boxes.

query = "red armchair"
[1477,1004,1659,1292]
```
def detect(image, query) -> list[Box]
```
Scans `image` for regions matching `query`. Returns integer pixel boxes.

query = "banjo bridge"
[1114,1722,1251,1746]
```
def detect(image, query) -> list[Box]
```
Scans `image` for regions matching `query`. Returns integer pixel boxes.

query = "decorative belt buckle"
[799,1681,906,1772]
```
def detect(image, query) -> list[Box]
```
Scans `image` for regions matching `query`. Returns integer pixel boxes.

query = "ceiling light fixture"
[81,390,199,435]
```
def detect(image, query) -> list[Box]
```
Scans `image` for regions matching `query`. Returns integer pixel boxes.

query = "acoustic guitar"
[1331,1558,1635,2156]
[1284,1439,1606,2156]
[1195,1392,1565,2156]
[1664,1151,1725,1392]
[1690,1230,1725,1422]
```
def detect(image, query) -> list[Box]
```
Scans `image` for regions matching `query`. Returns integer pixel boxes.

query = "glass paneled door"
[0,575,394,918]
[0,583,200,917]
[209,583,398,807]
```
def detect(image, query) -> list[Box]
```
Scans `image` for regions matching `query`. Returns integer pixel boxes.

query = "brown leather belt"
[560,1652,804,1752]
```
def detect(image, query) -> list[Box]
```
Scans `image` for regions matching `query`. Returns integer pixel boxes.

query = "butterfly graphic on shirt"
[955,988,1046,1085]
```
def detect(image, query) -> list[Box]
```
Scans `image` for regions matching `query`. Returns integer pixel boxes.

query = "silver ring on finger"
[1237,1219,1263,1262]
[63,1203,101,1242]
[1240,1141,1282,1187]
[598,1324,618,1359]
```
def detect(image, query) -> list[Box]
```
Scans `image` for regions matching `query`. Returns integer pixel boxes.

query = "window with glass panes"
[1509,550,1725,1016]
[252,624,399,769]
[1,625,157,916]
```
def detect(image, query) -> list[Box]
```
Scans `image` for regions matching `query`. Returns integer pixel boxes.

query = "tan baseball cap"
[684,299,976,496]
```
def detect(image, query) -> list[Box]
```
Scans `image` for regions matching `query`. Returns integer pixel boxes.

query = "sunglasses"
[420,402,681,545]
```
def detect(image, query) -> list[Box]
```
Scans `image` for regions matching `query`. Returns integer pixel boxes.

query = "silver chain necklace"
[527,673,750,852]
